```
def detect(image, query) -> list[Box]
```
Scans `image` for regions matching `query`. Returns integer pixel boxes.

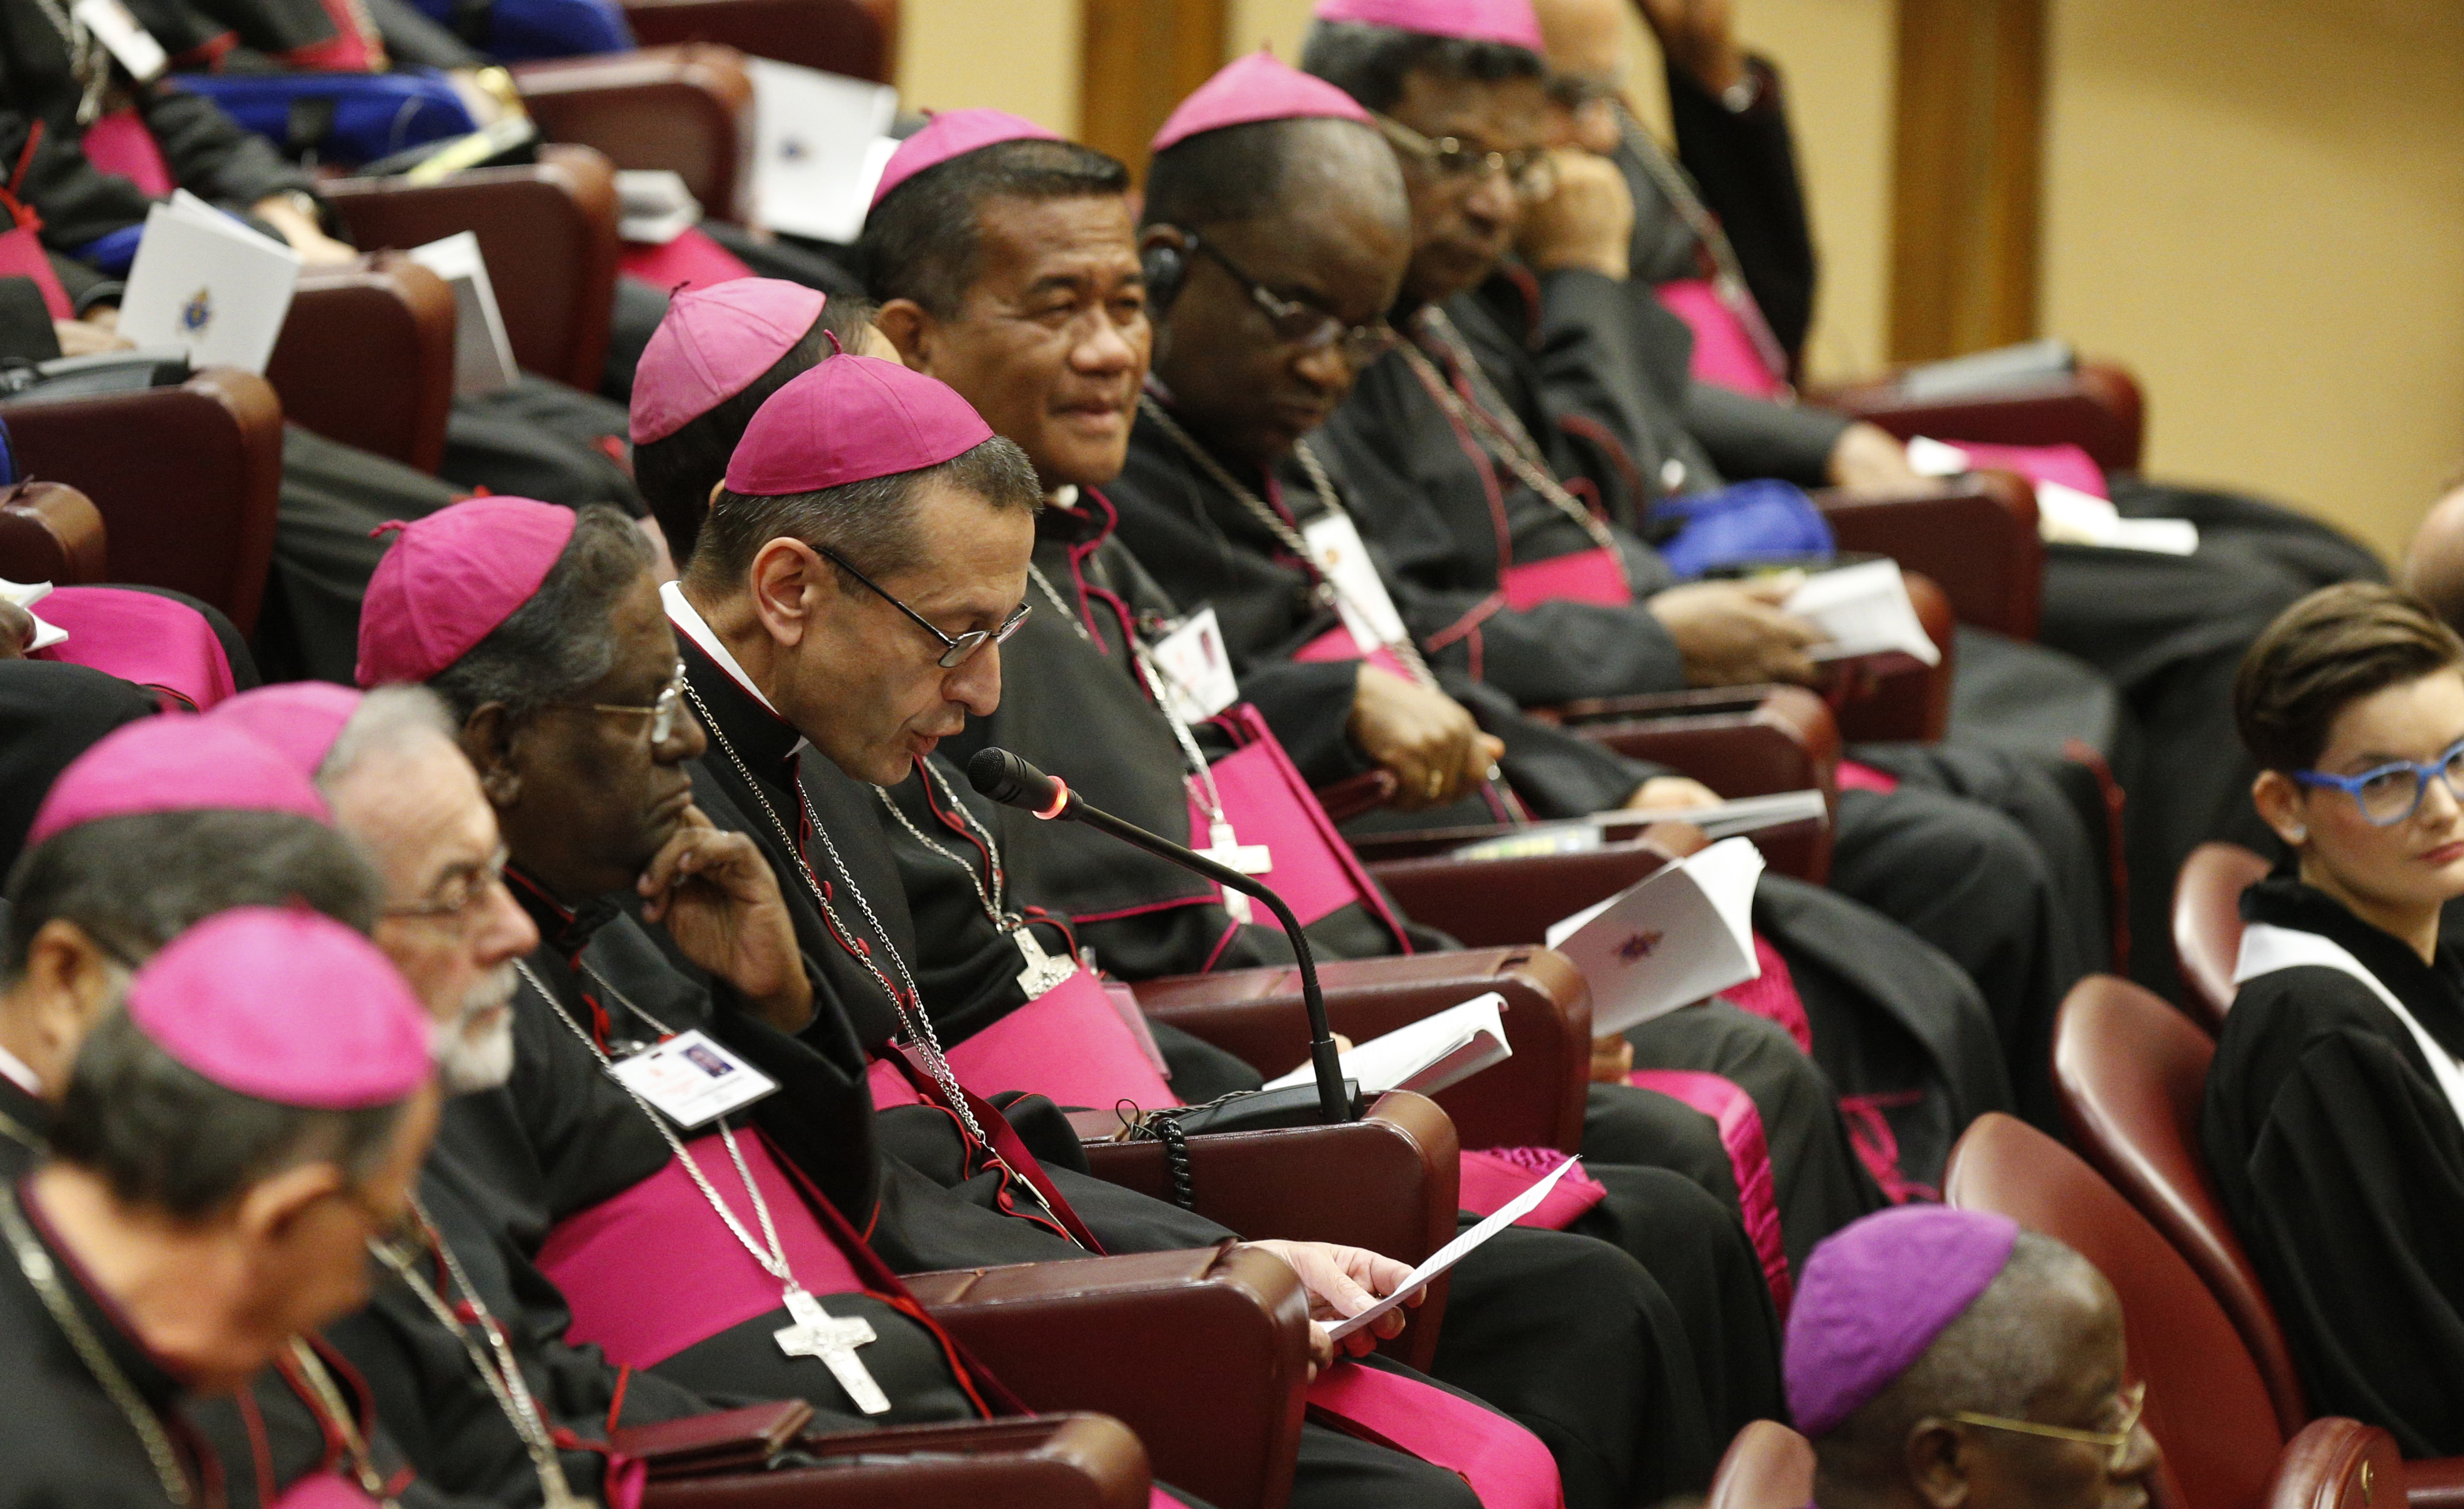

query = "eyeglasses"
[550,666,688,745]
[1374,113,1558,203]
[815,541,1031,669]
[383,845,511,924]
[1951,1381,2148,1473]
[1186,233,1397,370]
[2296,736,2464,827]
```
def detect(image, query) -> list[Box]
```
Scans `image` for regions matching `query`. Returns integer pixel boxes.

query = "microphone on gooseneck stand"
[967,746,1357,1126]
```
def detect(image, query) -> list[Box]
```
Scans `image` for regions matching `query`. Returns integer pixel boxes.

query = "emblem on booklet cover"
[1615,930,1665,965]
[180,287,213,335]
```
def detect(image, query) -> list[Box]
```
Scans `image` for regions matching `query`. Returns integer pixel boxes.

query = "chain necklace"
[872,765,1079,1001]
[27,0,111,125]
[283,1340,404,1509]
[0,1186,194,1503]
[1610,101,1793,389]
[1138,395,1438,690]
[1403,309,1633,581]
[367,1199,587,1509]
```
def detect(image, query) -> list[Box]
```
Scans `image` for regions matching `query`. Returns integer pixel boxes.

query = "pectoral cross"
[774,1285,890,1415]
[1197,819,1271,924]
[1010,923,1079,999]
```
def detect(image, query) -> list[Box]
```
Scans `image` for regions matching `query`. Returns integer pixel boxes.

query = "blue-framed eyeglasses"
[2295,736,2464,826]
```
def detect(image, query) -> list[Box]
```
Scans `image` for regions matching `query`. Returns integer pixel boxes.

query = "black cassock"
[2204,871,2464,1456]
[670,623,1767,1507]
[931,490,1876,1278]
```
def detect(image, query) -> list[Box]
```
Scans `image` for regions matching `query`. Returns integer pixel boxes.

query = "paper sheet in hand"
[0,579,66,652]
[1263,993,1509,1099]
[1449,790,1827,860]
[406,232,518,396]
[1784,559,1940,667]
[1543,837,1764,1036]
[117,191,301,376]
[1327,1157,1579,1341]
[747,60,898,243]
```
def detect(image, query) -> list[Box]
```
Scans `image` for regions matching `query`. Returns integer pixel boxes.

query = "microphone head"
[967,747,1063,814]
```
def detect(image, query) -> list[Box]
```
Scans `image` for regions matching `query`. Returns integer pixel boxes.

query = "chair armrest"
[640,1415,1152,1509]
[2,368,283,633]
[1361,834,1680,941]
[2263,1418,2403,1509]
[908,1246,1309,1509]
[1135,948,1591,1154]
[0,481,106,585]
[1828,570,1954,746]
[511,44,754,224]
[1811,359,2146,474]
[270,254,457,473]
[619,0,895,83]
[1813,473,2042,640]
[1312,768,1396,823]
[1077,1091,1459,1372]
[2407,1457,2464,1509]
[324,144,619,392]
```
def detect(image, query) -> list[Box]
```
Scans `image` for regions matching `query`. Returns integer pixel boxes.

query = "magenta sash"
[1457,1149,1608,1231]
[867,1054,923,1108]
[538,1132,866,1368]
[1657,278,1787,400]
[1294,623,1414,683]
[618,227,754,293]
[1935,438,2107,500]
[941,967,1176,1112]
[0,224,69,320]
[1308,1362,1565,1509]
[81,110,175,198]
[1835,758,1900,794]
[283,0,379,69]
[1718,934,1813,1055]
[1498,548,1631,612]
[1623,1069,1791,1311]
[1196,707,1408,943]
[270,1473,377,1509]
[32,586,238,709]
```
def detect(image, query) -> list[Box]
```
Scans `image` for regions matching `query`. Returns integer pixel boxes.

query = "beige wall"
[898,0,2464,558]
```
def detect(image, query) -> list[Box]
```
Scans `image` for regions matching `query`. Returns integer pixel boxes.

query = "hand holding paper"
[1319,1159,1581,1343]
[1246,1239,1426,1366]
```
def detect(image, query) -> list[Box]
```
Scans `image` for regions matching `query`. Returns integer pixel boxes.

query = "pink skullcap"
[1311,0,1543,51]
[1784,1206,2021,1438]
[210,682,363,779]
[128,907,432,1110]
[725,355,993,496]
[630,279,828,444]
[25,716,329,849]
[1152,50,1374,154]
[869,108,1063,210]
[355,497,577,689]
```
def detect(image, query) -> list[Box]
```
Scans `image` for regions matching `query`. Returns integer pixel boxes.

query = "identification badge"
[1011,924,1079,999]
[1300,512,1409,654]
[610,1029,778,1129]
[1148,607,1240,722]
[73,0,166,82]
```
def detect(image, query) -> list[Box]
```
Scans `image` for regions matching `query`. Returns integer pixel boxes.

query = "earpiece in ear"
[1141,244,1186,312]
[2286,826,2307,843]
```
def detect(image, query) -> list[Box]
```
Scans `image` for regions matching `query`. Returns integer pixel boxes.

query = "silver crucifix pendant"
[774,1285,890,1415]
[1010,923,1078,999]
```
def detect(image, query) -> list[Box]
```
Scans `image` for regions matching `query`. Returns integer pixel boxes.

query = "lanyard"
[281,1340,405,1509]
[872,762,1079,1000]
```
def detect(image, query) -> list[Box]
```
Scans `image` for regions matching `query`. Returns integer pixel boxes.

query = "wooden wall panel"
[1079,0,1228,177]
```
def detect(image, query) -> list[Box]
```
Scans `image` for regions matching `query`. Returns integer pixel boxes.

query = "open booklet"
[117,189,302,375]
[1541,837,1765,1036]
[1326,1157,1580,1341]
[1448,789,1826,860]
[1261,993,1509,1100]
[1782,559,1941,666]
[405,232,518,397]
[0,579,66,652]
[745,60,900,244]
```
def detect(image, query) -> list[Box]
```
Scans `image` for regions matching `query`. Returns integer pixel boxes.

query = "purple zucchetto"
[1311,0,1545,51]
[355,497,576,689]
[629,279,828,444]
[1784,1206,2021,1437]
[25,716,330,849]
[210,682,363,779]
[868,108,1062,211]
[723,355,994,497]
[1151,51,1375,154]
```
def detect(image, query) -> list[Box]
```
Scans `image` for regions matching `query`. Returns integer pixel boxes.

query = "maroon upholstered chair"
[1814,359,2147,475]
[512,46,755,224]
[625,1410,1152,1508]
[270,254,457,473]
[0,481,106,586]
[619,0,895,81]
[1816,471,2043,641]
[2174,842,2270,1033]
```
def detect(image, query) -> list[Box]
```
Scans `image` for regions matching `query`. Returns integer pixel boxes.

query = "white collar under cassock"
[0,1043,41,1097]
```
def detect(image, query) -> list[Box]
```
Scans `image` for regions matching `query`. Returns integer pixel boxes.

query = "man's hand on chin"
[638,805,815,1031]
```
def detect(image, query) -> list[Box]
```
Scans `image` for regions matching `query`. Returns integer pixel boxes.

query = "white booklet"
[1905,436,2197,556]
[747,59,899,243]
[1262,992,1509,1099]
[0,579,66,652]
[1450,789,1827,860]
[117,190,302,376]
[405,232,518,397]
[1542,836,1765,1036]
[1326,1157,1578,1341]
[1784,558,1942,666]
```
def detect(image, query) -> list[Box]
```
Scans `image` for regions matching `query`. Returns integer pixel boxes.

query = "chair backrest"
[270,255,457,474]
[324,144,620,393]
[1,369,283,633]
[1945,1113,2284,1509]
[2053,976,2310,1434]
[2174,842,2270,1032]
[1707,1420,1815,1509]
[618,0,895,83]
[513,44,754,223]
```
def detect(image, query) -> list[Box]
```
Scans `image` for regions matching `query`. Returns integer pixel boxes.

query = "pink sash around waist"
[32,586,238,709]
[940,967,1176,1112]
[1308,1362,1565,1509]
[1188,741,1374,932]
[270,1474,377,1509]
[82,110,175,198]
[1623,1069,1791,1311]
[618,226,754,293]
[538,1132,865,1368]
[1457,1148,1609,1231]
[1498,547,1632,612]
[1835,759,1901,794]
[1657,278,1787,400]
[0,224,70,320]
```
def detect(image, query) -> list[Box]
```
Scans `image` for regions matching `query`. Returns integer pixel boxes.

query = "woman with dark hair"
[2205,580,2464,1455]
